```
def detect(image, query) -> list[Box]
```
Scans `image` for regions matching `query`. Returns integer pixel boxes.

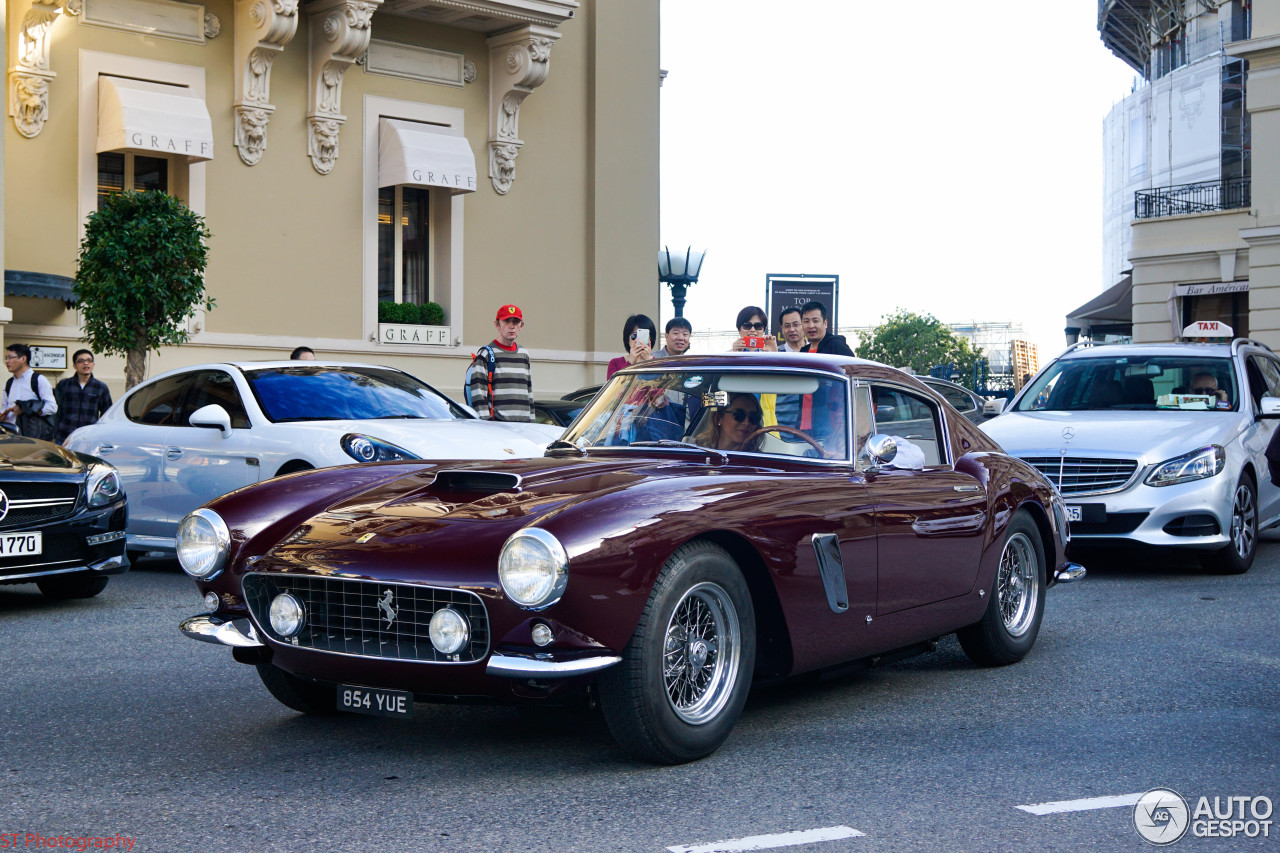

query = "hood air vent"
[431,470,522,495]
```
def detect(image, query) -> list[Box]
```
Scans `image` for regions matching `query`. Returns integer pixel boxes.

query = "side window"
[870,386,944,466]
[1249,357,1280,400]
[178,370,251,429]
[938,385,974,413]
[123,375,189,426]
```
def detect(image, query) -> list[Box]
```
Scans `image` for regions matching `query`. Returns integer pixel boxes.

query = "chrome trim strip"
[486,652,622,678]
[179,613,264,647]
[10,498,76,508]
[1054,563,1087,584]
[0,562,83,580]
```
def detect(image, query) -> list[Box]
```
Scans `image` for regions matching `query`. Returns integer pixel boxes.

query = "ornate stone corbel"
[304,0,380,175]
[233,0,300,165]
[8,0,63,138]
[486,25,559,195]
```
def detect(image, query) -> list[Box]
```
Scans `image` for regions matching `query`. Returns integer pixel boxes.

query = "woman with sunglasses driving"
[729,306,778,352]
[709,393,766,452]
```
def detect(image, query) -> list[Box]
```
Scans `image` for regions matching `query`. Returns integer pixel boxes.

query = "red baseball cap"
[496,304,523,321]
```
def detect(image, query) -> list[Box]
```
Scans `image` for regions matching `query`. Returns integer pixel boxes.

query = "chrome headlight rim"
[1144,445,1226,487]
[86,463,123,508]
[498,527,569,610]
[429,607,471,655]
[340,433,421,463]
[269,592,306,638]
[176,508,231,580]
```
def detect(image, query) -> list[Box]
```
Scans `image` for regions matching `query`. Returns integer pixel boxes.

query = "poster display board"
[765,274,839,335]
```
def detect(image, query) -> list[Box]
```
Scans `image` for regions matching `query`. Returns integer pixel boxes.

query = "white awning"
[97,76,214,162]
[378,118,476,194]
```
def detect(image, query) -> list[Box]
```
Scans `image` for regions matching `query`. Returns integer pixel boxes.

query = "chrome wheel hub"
[997,531,1040,638]
[1231,484,1256,559]
[663,581,741,725]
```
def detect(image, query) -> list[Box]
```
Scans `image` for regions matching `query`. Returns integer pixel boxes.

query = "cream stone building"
[1,0,659,398]
[1098,0,1280,347]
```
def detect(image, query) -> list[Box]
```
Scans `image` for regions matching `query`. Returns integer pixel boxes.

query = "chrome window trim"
[242,571,491,665]
[858,379,955,468]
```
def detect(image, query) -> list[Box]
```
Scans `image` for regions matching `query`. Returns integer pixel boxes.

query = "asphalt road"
[1,543,1276,853]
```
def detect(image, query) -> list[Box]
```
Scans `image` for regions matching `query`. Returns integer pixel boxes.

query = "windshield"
[244,365,469,423]
[1016,356,1237,412]
[562,368,850,460]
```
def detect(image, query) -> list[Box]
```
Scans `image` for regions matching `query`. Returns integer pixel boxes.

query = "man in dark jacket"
[799,300,853,356]
[53,349,113,443]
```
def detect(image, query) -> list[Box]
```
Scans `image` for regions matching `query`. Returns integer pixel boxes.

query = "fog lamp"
[531,623,554,647]
[429,608,470,655]
[203,591,220,611]
[269,593,305,637]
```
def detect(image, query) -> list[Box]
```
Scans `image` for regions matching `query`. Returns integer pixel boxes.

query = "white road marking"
[1017,793,1145,815]
[666,825,865,853]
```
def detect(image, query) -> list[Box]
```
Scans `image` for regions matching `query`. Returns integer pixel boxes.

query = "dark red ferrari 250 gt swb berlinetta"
[178,354,1082,763]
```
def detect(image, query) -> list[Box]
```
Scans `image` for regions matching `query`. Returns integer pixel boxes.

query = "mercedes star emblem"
[1061,426,1076,441]
[0,488,8,523]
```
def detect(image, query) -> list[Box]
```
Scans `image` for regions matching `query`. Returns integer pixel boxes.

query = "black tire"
[1201,472,1256,575]
[36,574,109,600]
[957,511,1046,666]
[597,540,755,764]
[255,663,338,715]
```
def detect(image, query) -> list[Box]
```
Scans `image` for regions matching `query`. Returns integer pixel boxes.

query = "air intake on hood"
[431,470,522,495]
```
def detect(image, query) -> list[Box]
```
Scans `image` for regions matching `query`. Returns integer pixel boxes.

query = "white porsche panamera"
[983,339,1280,573]
[63,361,559,556]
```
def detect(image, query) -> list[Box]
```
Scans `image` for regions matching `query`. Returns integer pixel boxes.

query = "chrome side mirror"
[864,433,897,467]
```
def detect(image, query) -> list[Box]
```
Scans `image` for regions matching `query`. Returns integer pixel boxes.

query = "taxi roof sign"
[1182,320,1233,338]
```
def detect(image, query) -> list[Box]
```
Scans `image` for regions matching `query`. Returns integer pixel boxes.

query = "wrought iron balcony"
[1134,177,1251,219]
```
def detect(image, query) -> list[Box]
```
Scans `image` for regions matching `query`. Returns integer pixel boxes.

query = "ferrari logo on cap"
[508,306,516,314]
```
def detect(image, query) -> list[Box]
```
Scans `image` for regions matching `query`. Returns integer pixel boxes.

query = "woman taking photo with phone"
[729,306,778,352]
[607,314,658,379]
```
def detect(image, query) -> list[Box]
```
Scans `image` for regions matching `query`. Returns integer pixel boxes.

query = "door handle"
[97,443,115,455]
[166,446,183,460]
[953,484,980,493]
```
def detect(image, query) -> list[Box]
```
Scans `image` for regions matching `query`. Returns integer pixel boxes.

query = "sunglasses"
[740,321,766,331]
[1192,386,1218,395]
[726,408,762,425]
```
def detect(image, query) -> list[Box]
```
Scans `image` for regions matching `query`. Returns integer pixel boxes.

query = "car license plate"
[1065,505,1082,522]
[1065,504,1105,524]
[0,532,41,555]
[337,685,413,718]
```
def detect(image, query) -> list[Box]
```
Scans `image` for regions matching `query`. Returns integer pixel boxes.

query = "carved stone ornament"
[304,0,381,174]
[8,0,63,138]
[463,59,476,83]
[204,11,220,37]
[486,25,559,194]
[233,0,300,165]
[63,0,81,14]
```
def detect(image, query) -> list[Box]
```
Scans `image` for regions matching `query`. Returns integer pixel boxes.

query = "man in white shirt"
[2,343,57,434]
[778,307,804,352]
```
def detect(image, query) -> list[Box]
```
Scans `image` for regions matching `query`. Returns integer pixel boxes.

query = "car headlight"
[340,433,420,463]
[1145,445,1226,487]
[86,464,122,507]
[176,508,231,579]
[498,528,569,609]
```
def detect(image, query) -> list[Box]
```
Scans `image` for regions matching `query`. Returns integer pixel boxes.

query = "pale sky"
[659,1,1139,362]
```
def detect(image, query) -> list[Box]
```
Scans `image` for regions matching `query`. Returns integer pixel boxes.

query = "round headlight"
[269,593,305,638]
[176,509,231,579]
[498,528,569,609]
[429,607,470,655]
[348,436,376,462]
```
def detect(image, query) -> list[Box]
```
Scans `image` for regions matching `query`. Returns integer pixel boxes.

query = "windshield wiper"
[545,439,586,457]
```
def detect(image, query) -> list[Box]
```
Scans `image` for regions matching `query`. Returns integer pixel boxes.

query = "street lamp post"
[657,245,706,319]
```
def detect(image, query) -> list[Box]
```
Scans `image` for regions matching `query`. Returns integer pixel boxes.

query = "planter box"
[379,323,450,345]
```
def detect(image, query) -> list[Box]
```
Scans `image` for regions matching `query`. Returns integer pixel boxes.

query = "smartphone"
[743,336,762,349]
[635,328,649,347]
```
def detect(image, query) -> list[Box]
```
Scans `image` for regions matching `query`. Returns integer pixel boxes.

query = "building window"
[377,185,431,306]
[96,152,171,207]
[1182,291,1249,338]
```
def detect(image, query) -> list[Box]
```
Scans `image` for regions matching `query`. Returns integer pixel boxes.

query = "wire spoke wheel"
[1231,482,1256,560]
[661,581,741,725]
[997,531,1040,638]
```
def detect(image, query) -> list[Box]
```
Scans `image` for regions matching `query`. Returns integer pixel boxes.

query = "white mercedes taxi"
[982,339,1280,573]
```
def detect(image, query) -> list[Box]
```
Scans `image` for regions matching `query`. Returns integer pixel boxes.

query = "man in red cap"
[466,304,534,421]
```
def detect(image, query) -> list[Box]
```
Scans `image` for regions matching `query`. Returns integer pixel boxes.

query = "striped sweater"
[468,342,534,422]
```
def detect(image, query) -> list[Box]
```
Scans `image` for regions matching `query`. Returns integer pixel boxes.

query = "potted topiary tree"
[74,191,214,389]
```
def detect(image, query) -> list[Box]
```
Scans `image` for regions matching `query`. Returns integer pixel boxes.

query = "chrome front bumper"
[180,613,263,648]
[486,652,621,679]
[1054,562,1087,584]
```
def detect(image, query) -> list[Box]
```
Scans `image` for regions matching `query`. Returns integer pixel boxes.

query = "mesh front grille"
[243,573,490,663]
[1019,456,1139,495]
[0,482,80,529]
